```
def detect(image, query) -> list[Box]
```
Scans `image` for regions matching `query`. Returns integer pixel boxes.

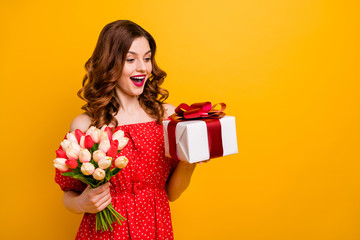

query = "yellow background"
[1,0,359,239]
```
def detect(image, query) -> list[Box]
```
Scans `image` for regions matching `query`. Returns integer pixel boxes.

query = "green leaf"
[61,172,76,177]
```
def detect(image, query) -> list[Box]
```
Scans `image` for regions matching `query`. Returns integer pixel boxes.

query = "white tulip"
[99,139,111,153]
[80,135,85,148]
[93,168,106,180]
[100,125,108,132]
[112,130,124,141]
[115,156,129,169]
[66,132,78,144]
[53,158,69,172]
[117,137,129,150]
[66,142,81,159]
[79,148,91,163]
[60,139,71,152]
[81,162,95,175]
[93,150,106,162]
[86,126,101,143]
[100,131,109,142]
[98,156,112,169]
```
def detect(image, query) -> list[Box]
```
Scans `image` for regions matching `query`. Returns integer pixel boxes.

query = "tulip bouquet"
[53,125,130,232]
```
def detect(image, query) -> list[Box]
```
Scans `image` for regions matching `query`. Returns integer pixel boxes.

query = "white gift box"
[163,116,238,163]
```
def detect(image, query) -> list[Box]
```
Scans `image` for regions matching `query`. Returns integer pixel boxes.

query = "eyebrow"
[127,50,152,55]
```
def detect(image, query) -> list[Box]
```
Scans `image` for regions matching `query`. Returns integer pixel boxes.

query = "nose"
[136,59,146,72]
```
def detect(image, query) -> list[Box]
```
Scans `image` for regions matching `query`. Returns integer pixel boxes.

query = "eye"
[126,58,135,62]
[145,57,151,62]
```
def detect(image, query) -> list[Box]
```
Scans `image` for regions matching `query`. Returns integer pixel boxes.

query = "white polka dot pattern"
[54,121,180,240]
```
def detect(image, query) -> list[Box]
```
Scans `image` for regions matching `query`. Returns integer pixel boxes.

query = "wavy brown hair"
[77,20,169,128]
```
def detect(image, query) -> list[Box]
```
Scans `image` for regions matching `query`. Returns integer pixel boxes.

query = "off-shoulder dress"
[55,121,179,240]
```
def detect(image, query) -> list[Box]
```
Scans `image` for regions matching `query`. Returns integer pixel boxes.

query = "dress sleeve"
[54,169,86,192]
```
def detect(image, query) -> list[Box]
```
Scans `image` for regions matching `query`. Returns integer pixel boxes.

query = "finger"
[92,182,110,194]
[93,187,111,202]
[97,197,113,212]
[96,193,112,210]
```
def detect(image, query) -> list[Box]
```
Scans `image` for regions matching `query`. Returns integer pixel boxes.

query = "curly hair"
[77,20,169,128]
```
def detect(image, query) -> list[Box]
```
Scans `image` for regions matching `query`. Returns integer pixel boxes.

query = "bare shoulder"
[163,103,176,118]
[70,113,92,132]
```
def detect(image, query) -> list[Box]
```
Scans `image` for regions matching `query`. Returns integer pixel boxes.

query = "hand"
[75,182,112,214]
[196,160,210,165]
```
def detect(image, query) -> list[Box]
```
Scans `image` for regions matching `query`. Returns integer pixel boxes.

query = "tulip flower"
[66,142,81,159]
[66,132,78,144]
[117,137,129,150]
[80,135,85,148]
[112,130,124,141]
[115,156,129,169]
[56,146,67,158]
[86,126,101,143]
[60,139,71,152]
[99,139,111,153]
[100,131,109,142]
[105,126,113,141]
[98,156,112,169]
[93,150,106,162]
[79,148,91,163]
[100,125,108,131]
[66,159,78,169]
[75,129,85,143]
[84,135,94,149]
[107,140,119,158]
[93,168,106,180]
[81,162,95,175]
[54,126,129,232]
[54,158,69,172]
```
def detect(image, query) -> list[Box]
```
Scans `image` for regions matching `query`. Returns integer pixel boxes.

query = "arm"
[166,161,197,202]
[163,103,198,202]
[62,114,112,214]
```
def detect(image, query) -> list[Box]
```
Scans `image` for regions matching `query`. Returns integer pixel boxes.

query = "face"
[117,37,152,97]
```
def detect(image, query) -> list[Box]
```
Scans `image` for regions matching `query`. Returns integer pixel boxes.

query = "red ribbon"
[167,102,226,161]
[170,102,226,120]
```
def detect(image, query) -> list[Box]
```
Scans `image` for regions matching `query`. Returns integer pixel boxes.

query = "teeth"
[131,76,145,80]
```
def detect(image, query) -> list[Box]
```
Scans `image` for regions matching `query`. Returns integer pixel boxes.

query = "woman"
[55,20,198,239]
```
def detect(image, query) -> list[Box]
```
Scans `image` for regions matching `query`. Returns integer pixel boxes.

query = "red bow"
[167,102,226,161]
[169,102,226,120]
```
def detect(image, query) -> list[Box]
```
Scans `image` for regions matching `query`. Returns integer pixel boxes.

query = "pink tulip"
[66,159,78,169]
[107,140,119,158]
[84,135,94,149]
[56,147,67,158]
[105,126,112,142]
[75,129,85,143]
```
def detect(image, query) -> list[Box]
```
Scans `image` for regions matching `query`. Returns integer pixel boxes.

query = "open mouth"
[130,74,146,87]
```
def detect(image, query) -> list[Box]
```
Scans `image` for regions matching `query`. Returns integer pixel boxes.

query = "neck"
[115,88,142,113]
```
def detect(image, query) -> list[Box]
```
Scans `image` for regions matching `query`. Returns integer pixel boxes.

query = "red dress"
[55,121,179,240]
